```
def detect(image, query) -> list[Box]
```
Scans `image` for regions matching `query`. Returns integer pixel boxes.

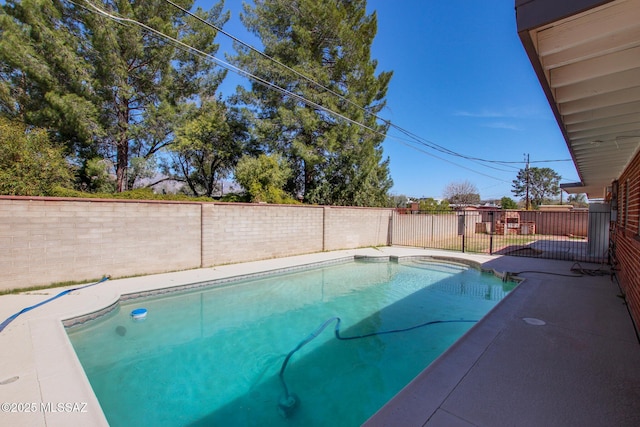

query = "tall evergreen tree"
[512,167,561,209]
[0,0,98,148]
[80,0,229,192]
[0,0,229,192]
[234,0,393,206]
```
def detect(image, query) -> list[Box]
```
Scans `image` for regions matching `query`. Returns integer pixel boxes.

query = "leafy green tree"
[234,153,292,203]
[0,0,229,192]
[234,0,393,206]
[78,157,117,193]
[512,167,561,209]
[388,194,409,208]
[171,98,250,197]
[500,196,518,210]
[418,197,451,212]
[0,117,72,195]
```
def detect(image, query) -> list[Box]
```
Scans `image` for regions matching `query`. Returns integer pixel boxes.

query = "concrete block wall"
[391,214,428,247]
[0,197,393,291]
[201,203,325,266]
[519,211,589,236]
[323,206,393,251]
[391,213,461,247]
[0,198,201,291]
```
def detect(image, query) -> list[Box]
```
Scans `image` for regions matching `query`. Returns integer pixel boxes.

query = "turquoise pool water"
[67,259,515,427]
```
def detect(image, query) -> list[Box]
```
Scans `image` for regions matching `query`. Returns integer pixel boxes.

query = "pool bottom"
[67,259,515,427]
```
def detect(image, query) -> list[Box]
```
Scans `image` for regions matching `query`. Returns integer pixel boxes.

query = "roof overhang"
[516,0,640,199]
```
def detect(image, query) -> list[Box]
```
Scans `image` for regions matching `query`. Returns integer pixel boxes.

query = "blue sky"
[197,0,580,201]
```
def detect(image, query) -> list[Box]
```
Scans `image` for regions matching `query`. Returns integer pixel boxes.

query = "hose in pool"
[277,316,477,418]
[0,276,110,333]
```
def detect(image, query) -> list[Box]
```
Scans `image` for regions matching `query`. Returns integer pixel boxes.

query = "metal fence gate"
[391,208,611,263]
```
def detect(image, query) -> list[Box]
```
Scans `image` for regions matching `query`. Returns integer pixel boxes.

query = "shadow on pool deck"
[364,254,640,427]
[492,237,605,263]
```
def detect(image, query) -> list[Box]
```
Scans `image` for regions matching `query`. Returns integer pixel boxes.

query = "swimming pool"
[66,258,516,426]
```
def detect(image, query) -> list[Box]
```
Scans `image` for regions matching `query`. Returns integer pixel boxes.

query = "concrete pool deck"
[1,247,639,426]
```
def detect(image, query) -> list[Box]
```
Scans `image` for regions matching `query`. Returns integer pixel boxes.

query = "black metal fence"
[391,209,611,263]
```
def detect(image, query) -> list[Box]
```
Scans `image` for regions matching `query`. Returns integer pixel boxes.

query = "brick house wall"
[613,149,640,330]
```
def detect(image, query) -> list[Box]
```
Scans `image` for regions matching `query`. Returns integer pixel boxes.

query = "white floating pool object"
[522,317,546,326]
[131,308,148,321]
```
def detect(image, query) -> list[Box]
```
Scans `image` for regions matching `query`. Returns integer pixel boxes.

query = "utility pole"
[525,153,531,210]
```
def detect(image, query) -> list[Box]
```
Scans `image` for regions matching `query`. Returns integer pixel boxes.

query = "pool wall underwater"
[0,248,525,427]
[66,256,517,426]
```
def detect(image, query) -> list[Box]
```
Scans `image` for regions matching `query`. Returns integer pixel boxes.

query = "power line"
[76,0,567,181]
[388,138,512,183]
[78,0,380,134]
[162,0,384,122]
[387,126,520,172]
[163,0,571,169]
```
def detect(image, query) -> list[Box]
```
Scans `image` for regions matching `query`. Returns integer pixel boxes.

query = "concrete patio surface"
[365,249,640,427]
[0,247,638,426]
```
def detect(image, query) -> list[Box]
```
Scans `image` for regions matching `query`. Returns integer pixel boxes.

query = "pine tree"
[234,0,393,206]
[79,0,229,192]
[0,0,229,192]
[512,167,561,208]
[0,0,98,148]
